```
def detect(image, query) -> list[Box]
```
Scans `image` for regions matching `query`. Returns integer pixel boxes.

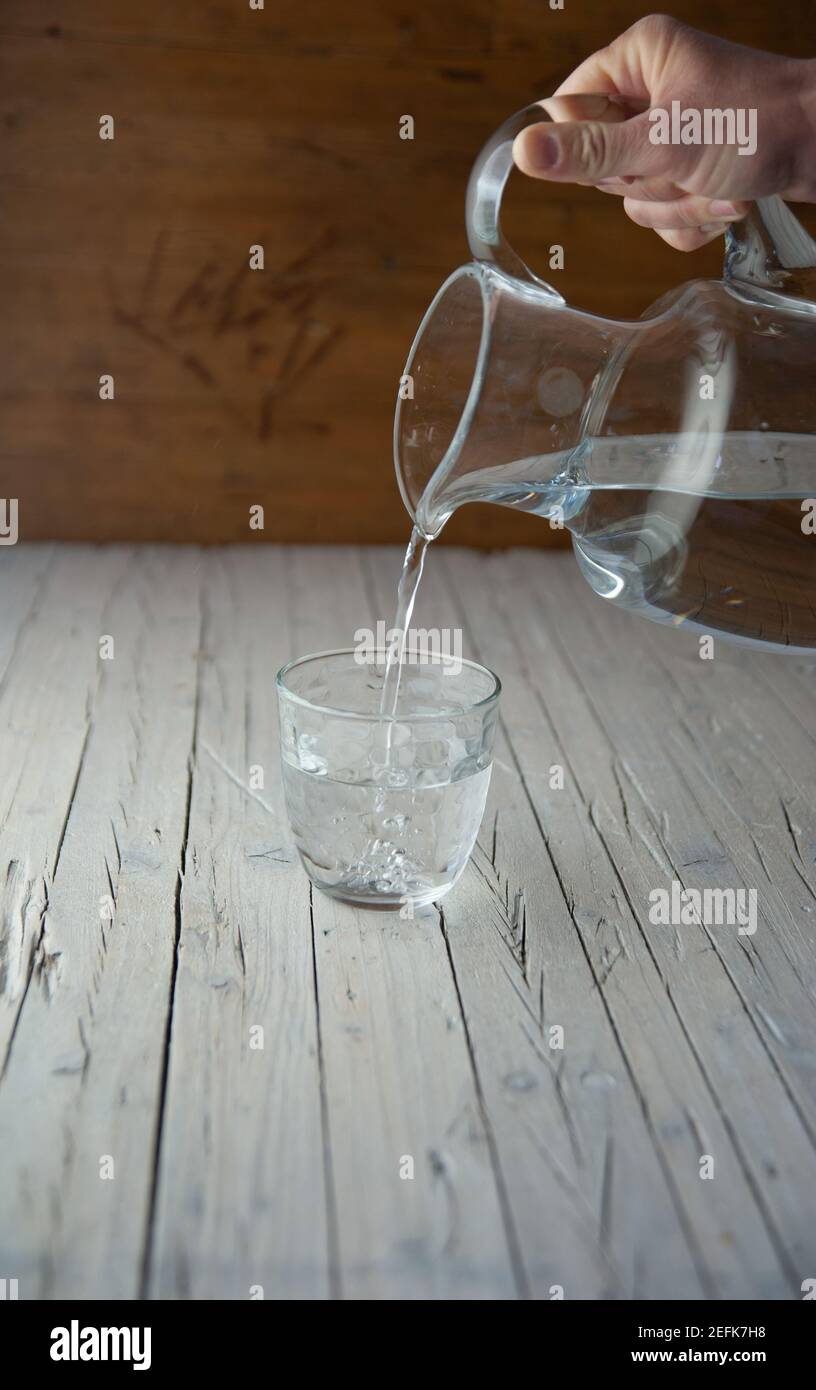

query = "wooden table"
[1,542,815,1301]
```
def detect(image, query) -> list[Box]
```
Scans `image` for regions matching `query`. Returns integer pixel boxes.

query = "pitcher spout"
[394,261,620,538]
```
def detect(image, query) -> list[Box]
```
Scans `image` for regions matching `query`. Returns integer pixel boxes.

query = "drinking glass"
[277,647,500,909]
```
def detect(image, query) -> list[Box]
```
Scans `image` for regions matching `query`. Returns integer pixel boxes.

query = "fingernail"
[528,132,560,172]
[709,200,738,218]
[699,223,728,234]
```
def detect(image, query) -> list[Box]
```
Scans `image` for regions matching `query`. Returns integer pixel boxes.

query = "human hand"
[513,14,816,250]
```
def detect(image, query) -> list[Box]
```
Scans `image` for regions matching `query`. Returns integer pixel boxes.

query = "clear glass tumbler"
[277,647,500,910]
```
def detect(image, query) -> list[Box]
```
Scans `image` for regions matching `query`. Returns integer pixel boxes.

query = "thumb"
[514,111,671,184]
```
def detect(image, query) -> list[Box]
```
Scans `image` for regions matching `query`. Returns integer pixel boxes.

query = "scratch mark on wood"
[308,882,341,1299]
[427,1148,460,1257]
[138,575,203,1297]
[438,908,529,1298]
[108,232,343,440]
[200,741,280,823]
[780,799,804,863]
[599,1133,614,1253]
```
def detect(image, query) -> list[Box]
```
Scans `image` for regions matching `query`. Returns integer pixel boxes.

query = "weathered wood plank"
[530,550,816,1148]
[456,545,816,1295]
[148,547,330,1300]
[0,545,132,1066]
[632,612,816,1133]
[0,543,54,689]
[0,545,200,1298]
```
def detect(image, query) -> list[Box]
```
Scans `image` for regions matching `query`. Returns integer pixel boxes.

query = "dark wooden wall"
[2,2,815,546]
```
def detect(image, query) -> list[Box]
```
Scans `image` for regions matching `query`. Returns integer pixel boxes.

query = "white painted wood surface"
[1,543,815,1300]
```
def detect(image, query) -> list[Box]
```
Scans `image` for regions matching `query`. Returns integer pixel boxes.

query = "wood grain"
[148,548,331,1300]
[1,2,814,544]
[0,545,200,1298]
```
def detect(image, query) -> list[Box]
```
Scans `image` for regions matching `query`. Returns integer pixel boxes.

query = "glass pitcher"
[394,96,816,652]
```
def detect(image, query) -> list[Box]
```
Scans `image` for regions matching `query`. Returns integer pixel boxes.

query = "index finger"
[553,15,685,104]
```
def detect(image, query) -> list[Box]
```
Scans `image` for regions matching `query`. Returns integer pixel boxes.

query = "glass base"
[307,877,453,912]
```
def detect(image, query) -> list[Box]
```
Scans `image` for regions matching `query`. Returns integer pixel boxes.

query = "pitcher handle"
[466,102,564,292]
[466,96,635,292]
[725,195,816,290]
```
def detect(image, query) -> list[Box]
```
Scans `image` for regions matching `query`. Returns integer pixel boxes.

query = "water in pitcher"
[416,430,816,654]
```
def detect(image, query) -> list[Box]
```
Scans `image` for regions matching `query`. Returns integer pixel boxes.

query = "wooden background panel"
[1,2,815,545]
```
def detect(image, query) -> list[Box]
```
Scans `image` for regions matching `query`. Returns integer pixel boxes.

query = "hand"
[513,14,816,250]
